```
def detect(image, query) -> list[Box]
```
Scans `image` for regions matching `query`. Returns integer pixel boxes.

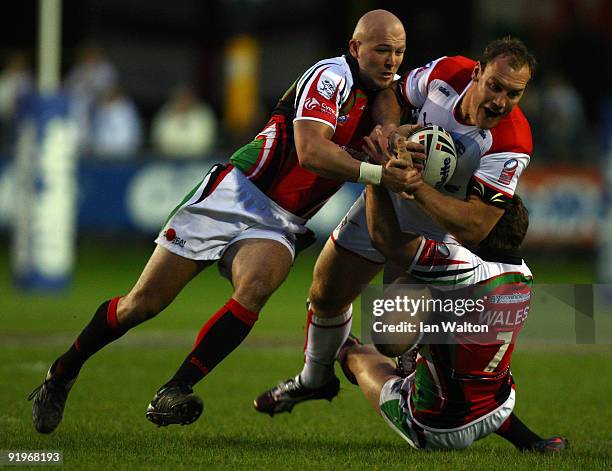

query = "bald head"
[352,9,405,43]
[349,10,406,90]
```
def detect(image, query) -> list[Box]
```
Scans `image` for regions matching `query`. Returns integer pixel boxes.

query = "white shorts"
[379,375,515,450]
[155,164,308,261]
[331,191,458,264]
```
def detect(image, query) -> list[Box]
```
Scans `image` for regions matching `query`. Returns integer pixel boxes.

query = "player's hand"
[381,159,423,198]
[362,126,394,164]
[392,134,427,173]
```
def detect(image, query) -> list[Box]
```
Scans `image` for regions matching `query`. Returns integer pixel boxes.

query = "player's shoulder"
[304,56,352,82]
[427,55,475,92]
[298,55,353,98]
[486,106,533,156]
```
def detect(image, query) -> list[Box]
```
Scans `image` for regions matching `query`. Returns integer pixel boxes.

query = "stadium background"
[0,1,610,469]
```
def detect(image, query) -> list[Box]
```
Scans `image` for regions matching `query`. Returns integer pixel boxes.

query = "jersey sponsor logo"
[498,158,518,185]
[164,228,186,248]
[438,85,450,96]
[488,292,531,304]
[304,97,335,116]
[455,140,466,156]
[337,114,348,123]
[304,96,321,110]
[317,79,336,100]
[478,129,487,139]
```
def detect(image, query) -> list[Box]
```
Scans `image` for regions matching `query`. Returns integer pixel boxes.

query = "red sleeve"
[426,55,475,92]
[486,107,533,156]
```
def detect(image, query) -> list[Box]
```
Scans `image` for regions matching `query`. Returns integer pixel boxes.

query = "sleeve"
[467,153,530,208]
[293,62,348,131]
[398,57,447,109]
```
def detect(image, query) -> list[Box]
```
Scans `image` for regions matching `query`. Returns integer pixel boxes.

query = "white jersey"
[393,55,533,240]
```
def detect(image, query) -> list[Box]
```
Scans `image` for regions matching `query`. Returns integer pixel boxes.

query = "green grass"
[0,241,610,470]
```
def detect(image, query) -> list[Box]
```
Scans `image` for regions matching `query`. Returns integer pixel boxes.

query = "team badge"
[498,159,519,185]
[317,79,336,100]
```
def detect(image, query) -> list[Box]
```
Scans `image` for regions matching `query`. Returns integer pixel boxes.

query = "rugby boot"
[336,333,362,386]
[395,347,418,377]
[29,363,76,434]
[146,384,203,426]
[253,375,340,416]
[531,436,569,453]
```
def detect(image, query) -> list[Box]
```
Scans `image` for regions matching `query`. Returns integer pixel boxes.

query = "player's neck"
[456,88,475,126]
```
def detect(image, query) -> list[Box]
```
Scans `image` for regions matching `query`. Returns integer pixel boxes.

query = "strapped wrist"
[358,162,383,185]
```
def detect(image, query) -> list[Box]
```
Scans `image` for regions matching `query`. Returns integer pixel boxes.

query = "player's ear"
[349,39,360,59]
[472,62,482,81]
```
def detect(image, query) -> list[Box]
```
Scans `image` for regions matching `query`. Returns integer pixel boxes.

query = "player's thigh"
[119,245,213,325]
[309,239,383,318]
[226,238,294,312]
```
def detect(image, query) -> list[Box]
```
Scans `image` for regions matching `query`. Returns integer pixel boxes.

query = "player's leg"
[253,238,383,415]
[343,343,398,412]
[495,413,569,453]
[300,240,382,386]
[146,238,293,426]
[30,246,212,434]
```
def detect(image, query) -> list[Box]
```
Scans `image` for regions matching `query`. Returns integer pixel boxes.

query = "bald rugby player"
[29,10,423,433]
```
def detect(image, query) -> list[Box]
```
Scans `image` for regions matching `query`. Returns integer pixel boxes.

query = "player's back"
[407,241,532,429]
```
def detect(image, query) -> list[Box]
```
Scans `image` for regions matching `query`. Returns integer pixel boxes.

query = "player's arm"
[365,161,423,267]
[294,120,417,193]
[413,187,504,247]
[370,84,402,134]
[414,149,530,246]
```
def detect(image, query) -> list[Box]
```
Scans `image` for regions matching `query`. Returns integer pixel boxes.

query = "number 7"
[484,331,513,373]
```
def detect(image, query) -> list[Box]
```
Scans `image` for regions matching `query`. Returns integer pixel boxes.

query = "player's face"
[468,56,531,129]
[350,34,405,90]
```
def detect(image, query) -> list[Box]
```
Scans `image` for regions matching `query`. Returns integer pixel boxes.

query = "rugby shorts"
[379,375,515,450]
[155,164,308,262]
[331,191,458,264]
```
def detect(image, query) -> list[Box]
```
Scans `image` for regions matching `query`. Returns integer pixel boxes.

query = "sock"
[53,297,127,381]
[167,298,258,387]
[299,305,352,388]
[495,413,543,450]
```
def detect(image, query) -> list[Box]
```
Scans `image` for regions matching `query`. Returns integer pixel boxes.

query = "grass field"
[1,240,611,470]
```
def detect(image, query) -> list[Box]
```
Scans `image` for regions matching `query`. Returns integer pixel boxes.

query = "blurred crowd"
[0,44,218,160]
[0,4,608,166]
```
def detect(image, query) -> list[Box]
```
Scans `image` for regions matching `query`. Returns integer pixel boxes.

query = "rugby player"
[29,10,423,433]
[255,37,538,414]
[336,170,567,452]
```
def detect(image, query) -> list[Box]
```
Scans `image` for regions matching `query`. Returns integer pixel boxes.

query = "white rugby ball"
[407,124,457,189]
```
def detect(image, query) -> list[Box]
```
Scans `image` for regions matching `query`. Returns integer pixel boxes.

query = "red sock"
[168,298,258,386]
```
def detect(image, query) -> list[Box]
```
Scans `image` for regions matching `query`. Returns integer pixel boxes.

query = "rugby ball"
[407,125,457,189]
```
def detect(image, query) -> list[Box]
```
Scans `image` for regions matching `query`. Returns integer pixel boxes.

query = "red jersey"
[406,240,533,429]
[229,54,373,219]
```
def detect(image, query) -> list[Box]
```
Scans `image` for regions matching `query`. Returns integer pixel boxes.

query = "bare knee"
[117,289,168,327]
[308,279,351,318]
[233,277,276,312]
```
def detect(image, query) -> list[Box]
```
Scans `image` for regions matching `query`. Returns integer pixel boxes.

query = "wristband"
[357,162,383,185]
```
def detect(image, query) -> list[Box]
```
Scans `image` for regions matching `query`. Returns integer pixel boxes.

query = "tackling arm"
[294,120,420,193]
[370,85,402,134]
[364,171,423,267]
[413,187,504,247]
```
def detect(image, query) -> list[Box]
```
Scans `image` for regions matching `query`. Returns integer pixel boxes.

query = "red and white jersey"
[405,239,533,429]
[229,55,373,218]
[293,56,364,138]
[391,55,533,241]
